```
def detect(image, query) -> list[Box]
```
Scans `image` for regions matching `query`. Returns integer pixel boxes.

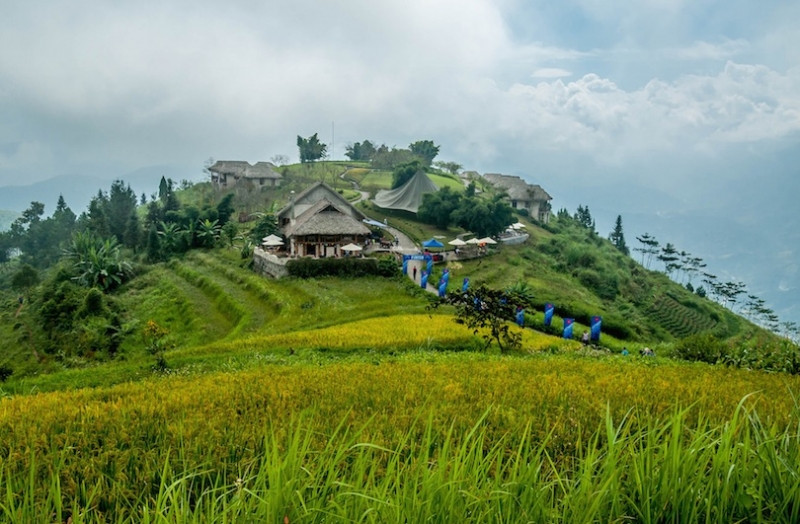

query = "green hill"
[0,160,793,393]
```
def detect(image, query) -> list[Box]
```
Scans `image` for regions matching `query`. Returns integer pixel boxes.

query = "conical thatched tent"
[373,171,439,213]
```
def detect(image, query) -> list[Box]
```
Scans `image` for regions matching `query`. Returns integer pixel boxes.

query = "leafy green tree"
[196,219,221,248]
[452,194,514,237]
[409,140,440,167]
[345,140,376,161]
[391,161,422,189]
[106,180,139,248]
[250,213,279,243]
[434,161,462,175]
[297,133,327,163]
[428,284,533,353]
[609,215,629,255]
[65,232,133,291]
[371,147,420,170]
[157,221,182,256]
[216,193,235,227]
[417,187,463,229]
[221,221,239,248]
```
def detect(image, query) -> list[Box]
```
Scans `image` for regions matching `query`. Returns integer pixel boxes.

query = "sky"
[1,0,798,323]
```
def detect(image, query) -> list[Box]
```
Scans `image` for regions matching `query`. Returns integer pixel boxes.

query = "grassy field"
[2,353,800,522]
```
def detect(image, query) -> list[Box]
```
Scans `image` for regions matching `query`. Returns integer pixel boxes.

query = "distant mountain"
[0,165,202,215]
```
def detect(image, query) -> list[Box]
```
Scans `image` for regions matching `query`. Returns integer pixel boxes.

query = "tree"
[608,215,629,255]
[297,133,327,163]
[344,140,376,161]
[409,140,440,167]
[65,232,133,291]
[371,146,420,170]
[658,242,680,276]
[452,194,514,237]
[417,187,463,229]
[196,218,221,248]
[250,213,279,244]
[434,161,462,175]
[574,205,595,231]
[634,232,659,269]
[106,180,139,249]
[428,284,533,353]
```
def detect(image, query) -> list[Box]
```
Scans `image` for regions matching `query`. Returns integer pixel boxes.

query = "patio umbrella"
[448,238,467,246]
[511,222,527,229]
[422,238,444,248]
[478,237,497,245]
[263,238,284,247]
[262,234,283,243]
[465,237,481,245]
[341,243,363,252]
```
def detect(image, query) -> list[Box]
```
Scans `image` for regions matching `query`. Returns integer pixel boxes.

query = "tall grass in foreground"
[2,402,800,523]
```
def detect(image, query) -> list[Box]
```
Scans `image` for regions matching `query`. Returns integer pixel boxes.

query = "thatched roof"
[209,160,282,180]
[285,199,371,237]
[277,181,365,221]
[484,173,551,202]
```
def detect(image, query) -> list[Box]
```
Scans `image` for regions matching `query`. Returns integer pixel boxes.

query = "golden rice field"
[2,349,800,522]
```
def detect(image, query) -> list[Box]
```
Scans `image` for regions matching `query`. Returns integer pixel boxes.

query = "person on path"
[412,266,418,282]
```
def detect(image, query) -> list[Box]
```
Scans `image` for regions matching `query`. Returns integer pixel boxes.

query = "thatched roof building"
[278,182,370,258]
[209,161,283,189]
[483,173,552,223]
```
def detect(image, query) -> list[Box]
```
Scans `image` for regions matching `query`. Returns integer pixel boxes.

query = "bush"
[0,364,12,382]
[287,257,396,278]
[673,333,727,364]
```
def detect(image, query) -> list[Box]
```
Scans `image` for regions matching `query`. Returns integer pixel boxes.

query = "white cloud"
[531,68,572,79]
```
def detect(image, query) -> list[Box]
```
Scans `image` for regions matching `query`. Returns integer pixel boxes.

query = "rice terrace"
[1,153,799,523]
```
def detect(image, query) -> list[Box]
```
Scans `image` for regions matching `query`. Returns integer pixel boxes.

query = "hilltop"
[0,159,794,394]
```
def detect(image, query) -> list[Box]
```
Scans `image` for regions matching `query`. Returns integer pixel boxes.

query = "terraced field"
[125,250,431,351]
[645,293,719,339]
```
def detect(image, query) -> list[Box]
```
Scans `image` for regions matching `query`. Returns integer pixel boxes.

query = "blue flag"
[421,271,429,289]
[516,307,525,327]
[590,316,602,342]
[462,277,469,292]
[402,257,408,275]
[438,280,447,297]
[442,268,450,283]
[544,303,555,326]
[563,318,574,339]
[425,254,433,275]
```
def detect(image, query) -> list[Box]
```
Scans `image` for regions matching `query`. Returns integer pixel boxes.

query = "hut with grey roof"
[277,182,370,258]
[483,173,552,223]
[208,160,283,190]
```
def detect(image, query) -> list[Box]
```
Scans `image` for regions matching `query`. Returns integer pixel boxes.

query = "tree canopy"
[297,133,327,163]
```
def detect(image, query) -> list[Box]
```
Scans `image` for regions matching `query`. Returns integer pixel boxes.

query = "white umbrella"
[262,234,282,243]
[466,237,481,245]
[263,238,284,247]
[478,237,497,245]
[448,238,467,246]
[341,243,362,252]
[511,222,527,229]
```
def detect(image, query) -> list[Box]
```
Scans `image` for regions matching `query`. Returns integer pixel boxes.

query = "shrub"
[287,257,393,278]
[673,333,726,364]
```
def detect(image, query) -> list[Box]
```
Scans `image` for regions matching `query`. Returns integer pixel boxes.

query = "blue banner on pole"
[438,280,447,297]
[426,256,433,275]
[516,307,525,327]
[442,268,450,283]
[590,316,602,342]
[462,277,469,292]
[421,271,429,289]
[402,258,408,275]
[544,303,555,326]
[563,318,574,339]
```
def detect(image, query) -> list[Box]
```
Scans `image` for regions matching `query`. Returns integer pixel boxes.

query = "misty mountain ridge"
[0,165,202,215]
